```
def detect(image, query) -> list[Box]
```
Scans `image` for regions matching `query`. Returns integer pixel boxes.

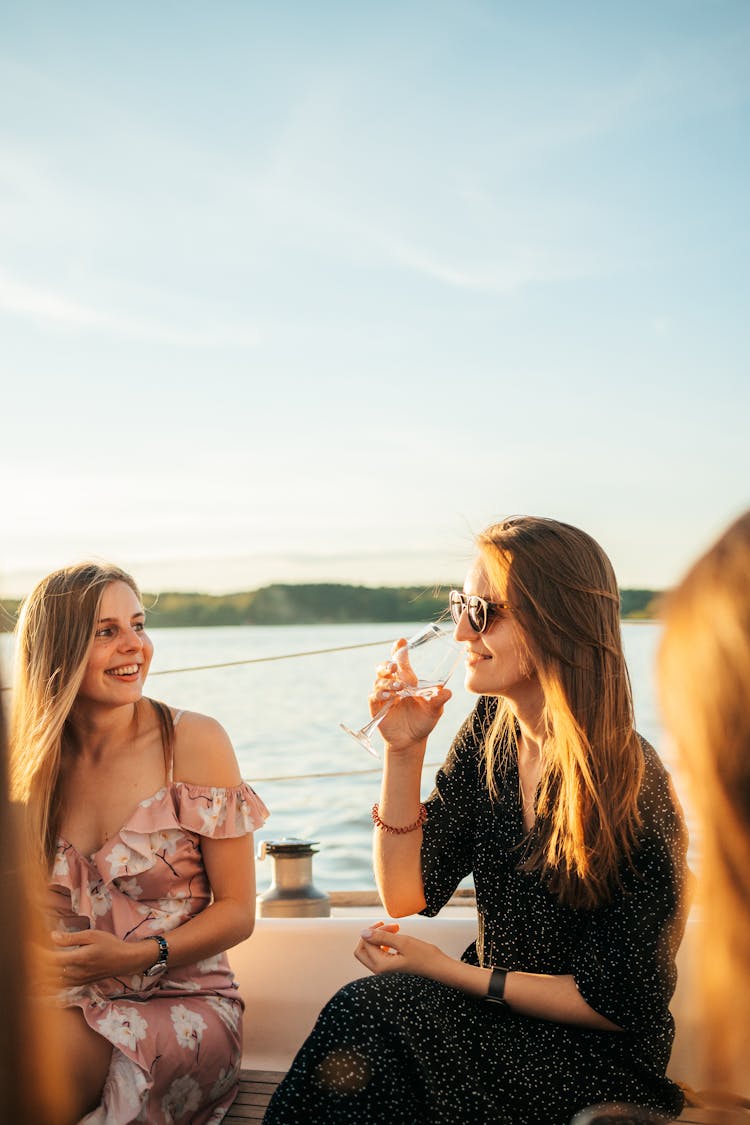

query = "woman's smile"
[105,663,142,679]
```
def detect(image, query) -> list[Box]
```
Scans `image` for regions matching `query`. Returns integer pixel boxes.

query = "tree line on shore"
[0,583,661,631]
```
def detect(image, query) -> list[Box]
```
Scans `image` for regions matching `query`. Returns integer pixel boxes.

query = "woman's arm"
[52,835,255,981]
[369,646,452,917]
[373,746,429,917]
[356,927,620,1032]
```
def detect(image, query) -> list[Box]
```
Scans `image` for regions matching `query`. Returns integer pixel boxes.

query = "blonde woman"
[266,517,688,1125]
[658,511,750,1102]
[10,563,268,1124]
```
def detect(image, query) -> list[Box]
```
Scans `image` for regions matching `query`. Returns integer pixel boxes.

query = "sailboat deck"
[225,1070,286,1122]
[224,1070,747,1124]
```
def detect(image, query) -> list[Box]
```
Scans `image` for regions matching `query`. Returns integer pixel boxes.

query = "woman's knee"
[325,972,415,1015]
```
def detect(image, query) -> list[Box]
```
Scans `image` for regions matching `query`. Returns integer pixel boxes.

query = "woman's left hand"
[354,921,451,980]
[50,928,143,987]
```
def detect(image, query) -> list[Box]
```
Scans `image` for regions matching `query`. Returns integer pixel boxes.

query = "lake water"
[1,621,695,892]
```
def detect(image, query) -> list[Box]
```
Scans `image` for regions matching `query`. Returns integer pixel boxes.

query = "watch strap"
[143,934,169,976]
[486,966,509,1006]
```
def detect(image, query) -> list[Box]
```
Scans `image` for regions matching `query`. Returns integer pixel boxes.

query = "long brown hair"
[658,510,750,1091]
[478,516,644,909]
[10,561,171,872]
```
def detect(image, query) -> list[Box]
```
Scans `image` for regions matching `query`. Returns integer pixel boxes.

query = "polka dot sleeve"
[419,698,490,917]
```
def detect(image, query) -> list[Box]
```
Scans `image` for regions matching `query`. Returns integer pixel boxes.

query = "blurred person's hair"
[478,516,644,911]
[658,510,750,1092]
[1,680,73,1121]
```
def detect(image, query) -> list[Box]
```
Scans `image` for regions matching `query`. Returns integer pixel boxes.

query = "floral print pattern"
[97,1006,148,1051]
[161,1073,202,1121]
[171,1003,208,1051]
[50,780,268,1124]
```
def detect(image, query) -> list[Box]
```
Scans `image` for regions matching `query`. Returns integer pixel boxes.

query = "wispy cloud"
[0,268,260,347]
[374,232,599,293]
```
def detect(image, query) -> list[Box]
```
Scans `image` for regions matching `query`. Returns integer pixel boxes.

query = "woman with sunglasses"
[265,517,688,1125]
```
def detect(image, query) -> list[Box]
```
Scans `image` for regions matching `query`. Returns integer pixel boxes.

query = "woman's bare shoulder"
[170,709,242,788]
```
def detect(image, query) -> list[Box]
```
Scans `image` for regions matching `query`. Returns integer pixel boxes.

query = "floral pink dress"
[49,746,268,1125]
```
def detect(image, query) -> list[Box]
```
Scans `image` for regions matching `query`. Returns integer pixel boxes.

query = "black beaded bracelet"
[486,966,509,1006]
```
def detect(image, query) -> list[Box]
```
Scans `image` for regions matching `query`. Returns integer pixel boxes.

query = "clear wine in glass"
[339,623,462,758]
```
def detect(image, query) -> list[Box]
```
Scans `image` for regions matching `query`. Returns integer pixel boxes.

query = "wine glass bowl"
[339,623,462,757]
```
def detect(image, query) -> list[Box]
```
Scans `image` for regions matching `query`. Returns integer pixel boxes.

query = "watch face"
[144,960,168,978]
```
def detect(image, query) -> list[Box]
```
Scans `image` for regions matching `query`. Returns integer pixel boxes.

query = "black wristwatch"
[143,934,169,978]
[486,966,510,1007]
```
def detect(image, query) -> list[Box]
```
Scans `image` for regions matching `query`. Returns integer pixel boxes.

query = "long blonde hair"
[478,517,644,909]
[11,562,146,871]
[658,510,750,1091]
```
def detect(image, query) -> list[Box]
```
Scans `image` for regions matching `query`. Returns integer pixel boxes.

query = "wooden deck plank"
[225,1070,748,1124]
[224,1070,286,1124]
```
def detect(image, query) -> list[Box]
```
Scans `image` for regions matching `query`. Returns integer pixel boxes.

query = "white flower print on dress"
[206,1111,229,1125]
[116,876,143,899]
[149,827,182,855]
[197,791,227,834]
[100,1050,149,1121]
[145,895,191,931]
[96,1006,148,1051]
[206,995,241,1033]
[170,1003,207,1051]
[160,1073,201,1121]
[139,787,167,809]
[89,880,112,917]
[105,843,133,878]
[195,953,224,974]
[210,1062,240,1102]
[168,979,201,992]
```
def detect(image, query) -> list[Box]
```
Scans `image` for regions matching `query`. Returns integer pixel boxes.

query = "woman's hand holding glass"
[339,624,461,757]
[369,642,451,751]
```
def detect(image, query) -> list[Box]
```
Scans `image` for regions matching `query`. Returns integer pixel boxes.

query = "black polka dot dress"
[263,697,688,1125]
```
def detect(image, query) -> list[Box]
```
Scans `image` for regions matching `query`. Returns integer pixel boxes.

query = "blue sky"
[1,1,748,596]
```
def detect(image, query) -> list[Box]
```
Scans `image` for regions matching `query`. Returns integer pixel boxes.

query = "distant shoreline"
[0,583,662,632]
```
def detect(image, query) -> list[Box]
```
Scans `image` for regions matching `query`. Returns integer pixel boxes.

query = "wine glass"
[339,623,462,758]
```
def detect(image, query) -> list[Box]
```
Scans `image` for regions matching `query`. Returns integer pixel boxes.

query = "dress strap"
[168,709,185,784]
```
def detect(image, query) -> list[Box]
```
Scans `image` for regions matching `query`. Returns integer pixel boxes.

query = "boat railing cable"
[1,634,441,786]
[249,762,443,784]
[146,637,397,678]
[0,637,399,692]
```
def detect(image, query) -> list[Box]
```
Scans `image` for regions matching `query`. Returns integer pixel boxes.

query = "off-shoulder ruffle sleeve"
[170,780,269,838]
[50,781,270,918]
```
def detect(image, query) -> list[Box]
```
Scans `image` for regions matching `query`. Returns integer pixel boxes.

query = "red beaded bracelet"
[371,802,428,834]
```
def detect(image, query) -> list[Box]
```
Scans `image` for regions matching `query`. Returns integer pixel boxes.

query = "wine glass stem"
[360,696,397,739]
